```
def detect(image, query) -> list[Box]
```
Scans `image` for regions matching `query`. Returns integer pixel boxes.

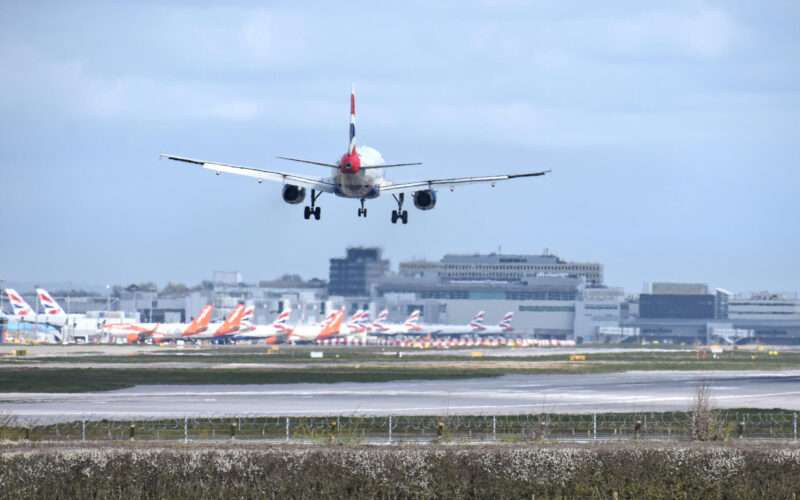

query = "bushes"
[1,443,799,499]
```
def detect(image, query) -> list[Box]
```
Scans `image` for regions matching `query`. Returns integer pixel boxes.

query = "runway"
[3,370,800,423]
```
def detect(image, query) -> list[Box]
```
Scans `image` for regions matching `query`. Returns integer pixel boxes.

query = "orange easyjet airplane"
[287,308,345,342]
[102,304,214,343]
[191,304,248,343]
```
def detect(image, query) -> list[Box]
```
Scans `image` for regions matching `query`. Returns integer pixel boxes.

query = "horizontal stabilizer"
[360,162,422,169]
[276,156,339,168]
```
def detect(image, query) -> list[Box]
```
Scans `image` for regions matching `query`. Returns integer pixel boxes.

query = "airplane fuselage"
[332,146,385,199]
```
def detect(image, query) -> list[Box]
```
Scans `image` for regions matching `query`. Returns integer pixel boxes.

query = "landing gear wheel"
[305,189,322,221]
[391,193,407,225]
[358,199,367,217]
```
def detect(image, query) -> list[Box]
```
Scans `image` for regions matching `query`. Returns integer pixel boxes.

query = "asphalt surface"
[3,370,799,423]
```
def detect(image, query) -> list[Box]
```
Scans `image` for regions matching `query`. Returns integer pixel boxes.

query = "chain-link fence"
[2,411,797,443]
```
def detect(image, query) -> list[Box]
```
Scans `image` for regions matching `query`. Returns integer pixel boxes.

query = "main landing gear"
[304,189,322,220]
[357,198,368,217]
[391,193,409,224]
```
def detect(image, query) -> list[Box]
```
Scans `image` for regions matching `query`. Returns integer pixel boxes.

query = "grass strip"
[0,367,501,392]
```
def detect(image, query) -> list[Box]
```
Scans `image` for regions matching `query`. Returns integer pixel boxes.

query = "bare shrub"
[0,411,18,441]
[690,378,723,441]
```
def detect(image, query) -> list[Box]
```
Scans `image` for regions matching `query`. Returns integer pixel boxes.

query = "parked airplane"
[475,312,515,336]
[370,309,422,336]
[1,320,61,343]
[161,85,549,224]
[288,308,345,342]
[233,308,293,343]
[5,289,71,340]
[35,288,105,332]
[421,311,487,336]
[197,304,247,342]
[102,304,214,342]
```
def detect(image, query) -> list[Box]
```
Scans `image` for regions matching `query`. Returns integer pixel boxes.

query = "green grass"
[0,366,502,392]
[1,348,798,392]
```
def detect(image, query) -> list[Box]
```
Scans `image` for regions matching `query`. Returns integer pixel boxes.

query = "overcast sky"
[1,1,798,295]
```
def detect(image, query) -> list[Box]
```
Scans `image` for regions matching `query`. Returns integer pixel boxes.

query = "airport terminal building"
[622,284,800,344]
[8,248,800,345]
[399,251,604,287]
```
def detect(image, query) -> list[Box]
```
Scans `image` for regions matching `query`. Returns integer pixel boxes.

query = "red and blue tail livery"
[5,289,36,317]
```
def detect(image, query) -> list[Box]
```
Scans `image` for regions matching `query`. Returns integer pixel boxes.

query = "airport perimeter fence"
[3,411,799,444]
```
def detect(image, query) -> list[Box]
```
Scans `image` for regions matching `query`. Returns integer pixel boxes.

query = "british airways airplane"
[161,85,549,224]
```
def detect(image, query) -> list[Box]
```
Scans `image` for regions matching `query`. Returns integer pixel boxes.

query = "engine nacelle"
[413,189,437,211]
[282,184,306,205]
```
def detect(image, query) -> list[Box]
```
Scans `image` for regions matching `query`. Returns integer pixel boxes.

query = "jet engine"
[282,185,306,204]
[413,189,437,210]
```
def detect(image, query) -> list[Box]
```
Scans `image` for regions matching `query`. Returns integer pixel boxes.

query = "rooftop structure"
[652,282,709,295]
[399,250,603,286]
[329,247,390,297]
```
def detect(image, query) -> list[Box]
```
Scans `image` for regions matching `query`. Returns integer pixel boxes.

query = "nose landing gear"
[391,193,408,224]
[357,198,368,217]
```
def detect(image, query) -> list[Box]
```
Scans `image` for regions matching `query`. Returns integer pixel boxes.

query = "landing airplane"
[161,85,549,224]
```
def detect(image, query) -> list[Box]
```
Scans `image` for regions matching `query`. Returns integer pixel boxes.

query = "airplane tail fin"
[404,310,420,326]
[5,289,36,317]
[373,308,389,330]
[349,309,363,323]
[349,84,356,154]
[215,304,245,336]
[36,288,65,316]
[323,308,345,337]
[241,305,255,325]
[499,312,514,331]
[404,309,422,331]
[273,308,292,332]
[469,311,486,329]
[182,305,213,336]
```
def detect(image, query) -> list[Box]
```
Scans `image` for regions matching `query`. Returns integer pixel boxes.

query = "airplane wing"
[161,154,338,193]
[379,170,550,194]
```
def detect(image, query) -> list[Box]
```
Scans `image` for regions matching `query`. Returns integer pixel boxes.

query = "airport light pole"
[0,279,5,315]
[66,281,71,314]
[106,285,110,314]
